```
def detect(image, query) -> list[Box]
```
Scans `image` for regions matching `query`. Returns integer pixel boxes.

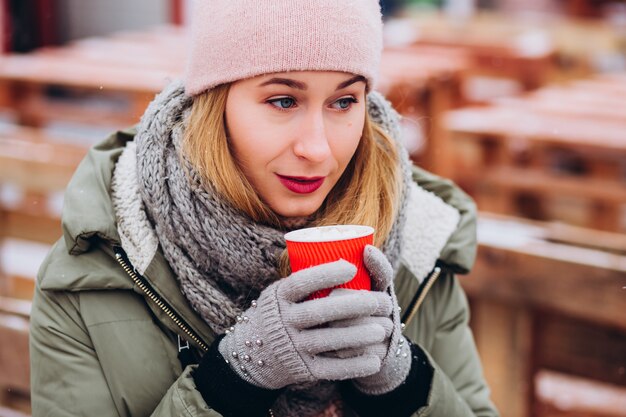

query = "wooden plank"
[493,95,626,123]
[535,314,626,387]
[1,209,61,244]
[445,107,626,155]
[0,297,32,318]
[462,214,626,331]
[471,300,533,417]
[12,92,142,128]
[481,168,626,204]
[0,133,86,192]
[539,219,626,254]
[0,54,177,93]
[534,85,626,105]
[475,168,625,231]
[0,239,50,299]
[536,370,626,417]
[3,274,35,301]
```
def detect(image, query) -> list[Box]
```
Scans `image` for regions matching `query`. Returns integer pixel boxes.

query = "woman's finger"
[285,290,379,328]
[293,323,385,355]
[278,260,356,302]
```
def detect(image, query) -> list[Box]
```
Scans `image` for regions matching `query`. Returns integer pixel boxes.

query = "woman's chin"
[269,199,322,219]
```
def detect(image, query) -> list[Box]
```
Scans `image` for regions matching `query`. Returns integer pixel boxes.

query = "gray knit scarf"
[131,80,413,417]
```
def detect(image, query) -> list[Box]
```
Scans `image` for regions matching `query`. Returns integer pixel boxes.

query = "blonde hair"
[183,84,401,276]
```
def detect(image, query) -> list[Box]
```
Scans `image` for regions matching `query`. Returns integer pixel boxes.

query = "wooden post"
[471,299,534,417]
[426,75,455,178]
[171,0,184,25]
[0,0,8,53]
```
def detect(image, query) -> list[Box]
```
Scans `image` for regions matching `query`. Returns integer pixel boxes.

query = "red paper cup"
[284,225,375,299]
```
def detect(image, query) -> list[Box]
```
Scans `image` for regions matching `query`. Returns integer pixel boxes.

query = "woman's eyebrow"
[257,75,367,91]
[336,75,367,90]
[258,78,307,90]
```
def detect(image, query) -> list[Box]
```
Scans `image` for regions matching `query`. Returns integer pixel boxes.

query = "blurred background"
[0,0,625,416]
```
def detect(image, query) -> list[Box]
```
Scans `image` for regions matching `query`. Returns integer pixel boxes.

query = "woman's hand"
[217,259,393,390]
[350,245,412,395]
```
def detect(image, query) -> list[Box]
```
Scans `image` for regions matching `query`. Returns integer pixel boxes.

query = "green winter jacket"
[30,128,499,417]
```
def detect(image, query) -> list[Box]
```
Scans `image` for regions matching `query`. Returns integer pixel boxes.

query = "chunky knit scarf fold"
[119,80,413,417]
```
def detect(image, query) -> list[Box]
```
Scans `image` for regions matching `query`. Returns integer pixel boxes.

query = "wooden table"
[444,74,626,232]
[462,213,626,417]
[390,11,624,88]
[386,12,559,91]
[0,25,187,128]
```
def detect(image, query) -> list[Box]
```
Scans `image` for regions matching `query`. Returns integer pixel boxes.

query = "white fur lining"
[399,182,461,283]
[111,142,159,274]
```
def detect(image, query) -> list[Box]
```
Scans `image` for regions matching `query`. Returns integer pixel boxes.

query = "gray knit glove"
[218,259,393,390]
[349,245,412,395]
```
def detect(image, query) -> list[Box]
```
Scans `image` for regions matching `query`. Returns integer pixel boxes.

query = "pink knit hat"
[185,0,383,96]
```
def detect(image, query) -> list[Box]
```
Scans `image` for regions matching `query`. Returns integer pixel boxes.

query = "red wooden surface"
[0,0,10,53]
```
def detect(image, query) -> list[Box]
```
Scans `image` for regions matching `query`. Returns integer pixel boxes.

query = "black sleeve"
[193,334,284,417]
[341,342,433,417]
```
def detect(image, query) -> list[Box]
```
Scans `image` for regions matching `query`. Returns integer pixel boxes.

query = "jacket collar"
[400,180,461,283]
[61,128,134,256]
[41,128,135,292]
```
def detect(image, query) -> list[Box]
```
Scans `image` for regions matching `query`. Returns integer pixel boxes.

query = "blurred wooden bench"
[393,12,621,90]
[0,25,185,129]
[414,35,556,91]
[385,14,557,91]
[0,125,77,413]
[0,55,171,128]
[0,125,87,243]
[460,213,626,417]
[444,77,626,232]
[0,127,69,410]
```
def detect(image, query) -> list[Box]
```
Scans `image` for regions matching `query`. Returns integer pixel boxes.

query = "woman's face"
[225,71,367,218]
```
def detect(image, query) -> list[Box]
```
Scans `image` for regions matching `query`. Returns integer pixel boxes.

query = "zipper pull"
[177,335,196,369]
[178,335,190,352]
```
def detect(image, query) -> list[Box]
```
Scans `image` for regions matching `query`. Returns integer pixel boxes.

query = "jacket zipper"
[113,247,209,352]
[402,266,442,327]
[113,249,279,414]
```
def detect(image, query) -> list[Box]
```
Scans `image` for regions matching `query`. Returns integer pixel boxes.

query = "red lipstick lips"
[276,174,325,194]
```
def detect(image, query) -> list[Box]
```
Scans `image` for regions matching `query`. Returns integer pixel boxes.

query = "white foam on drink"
[284,225,374,243]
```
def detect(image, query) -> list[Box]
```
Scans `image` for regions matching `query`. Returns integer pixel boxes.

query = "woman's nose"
[292,111,332,162]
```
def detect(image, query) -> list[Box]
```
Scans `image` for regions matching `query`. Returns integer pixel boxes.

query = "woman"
[30,1,499,416]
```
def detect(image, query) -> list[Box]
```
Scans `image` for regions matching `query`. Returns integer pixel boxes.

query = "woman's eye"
[332,97,358,111]
[268,97,296,110]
